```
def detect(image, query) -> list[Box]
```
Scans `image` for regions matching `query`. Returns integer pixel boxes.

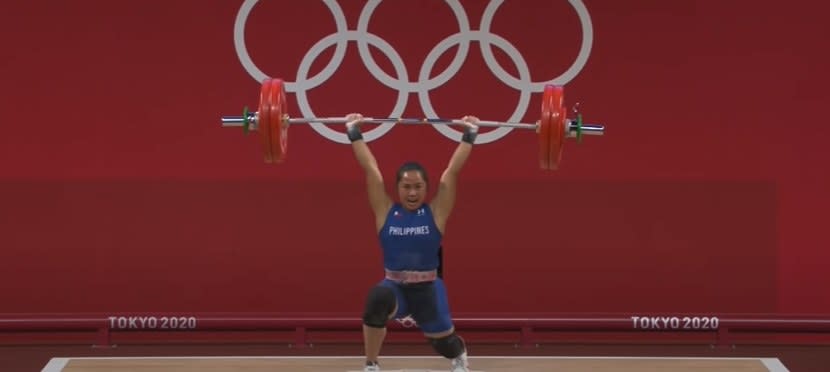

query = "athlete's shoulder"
[384,203,403,217]
[419,204,435,216]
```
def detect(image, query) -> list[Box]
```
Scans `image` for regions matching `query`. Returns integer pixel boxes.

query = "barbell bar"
[221,115,605,135]
[220,78,605,169]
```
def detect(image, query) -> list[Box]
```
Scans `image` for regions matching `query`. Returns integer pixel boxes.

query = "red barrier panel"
[2,313,828,348]
[1,0,829,321]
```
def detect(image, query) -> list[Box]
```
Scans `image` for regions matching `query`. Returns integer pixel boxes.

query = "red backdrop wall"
[0,1,827,316]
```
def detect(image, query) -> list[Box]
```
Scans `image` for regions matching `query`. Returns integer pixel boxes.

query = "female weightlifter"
[345,113,478,372]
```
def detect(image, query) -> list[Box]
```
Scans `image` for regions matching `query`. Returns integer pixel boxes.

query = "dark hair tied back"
[396,161,428,185]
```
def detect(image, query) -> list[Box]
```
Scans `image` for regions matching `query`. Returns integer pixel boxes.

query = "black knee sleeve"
[362,286,396,328]
[429,332,465,359]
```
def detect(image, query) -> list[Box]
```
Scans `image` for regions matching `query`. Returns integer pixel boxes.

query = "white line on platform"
[41,355,789,372]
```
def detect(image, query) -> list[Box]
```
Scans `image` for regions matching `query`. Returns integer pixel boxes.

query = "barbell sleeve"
[570,123,604,136]
[221,115,254,127]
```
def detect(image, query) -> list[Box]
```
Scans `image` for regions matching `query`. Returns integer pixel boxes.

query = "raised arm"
[430,116,479,233]
[346,113,393,232]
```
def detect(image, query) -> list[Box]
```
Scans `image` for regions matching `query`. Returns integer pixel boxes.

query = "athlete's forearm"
[351,140,381,173]
[346,117,381,173]
[443,142,472,176]
[443,119,476,175]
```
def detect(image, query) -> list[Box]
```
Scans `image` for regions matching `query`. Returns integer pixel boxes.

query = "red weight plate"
[258,78,274,163]
[555,115,567,168]
[547,85,566,170]
[269,78,288,163]
[538,87,553,170]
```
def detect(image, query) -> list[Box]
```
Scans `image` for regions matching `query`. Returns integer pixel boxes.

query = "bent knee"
[423,326,455,339]
[362,285,397,328]
[428,331,466,359]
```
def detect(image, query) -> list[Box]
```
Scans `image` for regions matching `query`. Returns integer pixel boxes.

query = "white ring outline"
[295,30,407,144]
[420,31,531,144]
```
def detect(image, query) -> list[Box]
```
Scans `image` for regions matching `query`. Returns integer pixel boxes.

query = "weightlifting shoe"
[450,352,469,372]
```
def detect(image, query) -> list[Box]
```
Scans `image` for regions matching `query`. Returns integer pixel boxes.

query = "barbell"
[221,78,604,170]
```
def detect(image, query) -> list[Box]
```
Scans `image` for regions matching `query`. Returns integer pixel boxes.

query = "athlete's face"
[397,171,427,211]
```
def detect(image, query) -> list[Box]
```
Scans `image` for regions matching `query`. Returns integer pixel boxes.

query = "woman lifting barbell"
[346,112,477,372]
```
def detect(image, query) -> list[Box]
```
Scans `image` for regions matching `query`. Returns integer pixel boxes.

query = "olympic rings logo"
[234,0,593,144]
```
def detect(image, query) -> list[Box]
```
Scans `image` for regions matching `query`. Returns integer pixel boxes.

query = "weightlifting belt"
[385,269,437,284]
